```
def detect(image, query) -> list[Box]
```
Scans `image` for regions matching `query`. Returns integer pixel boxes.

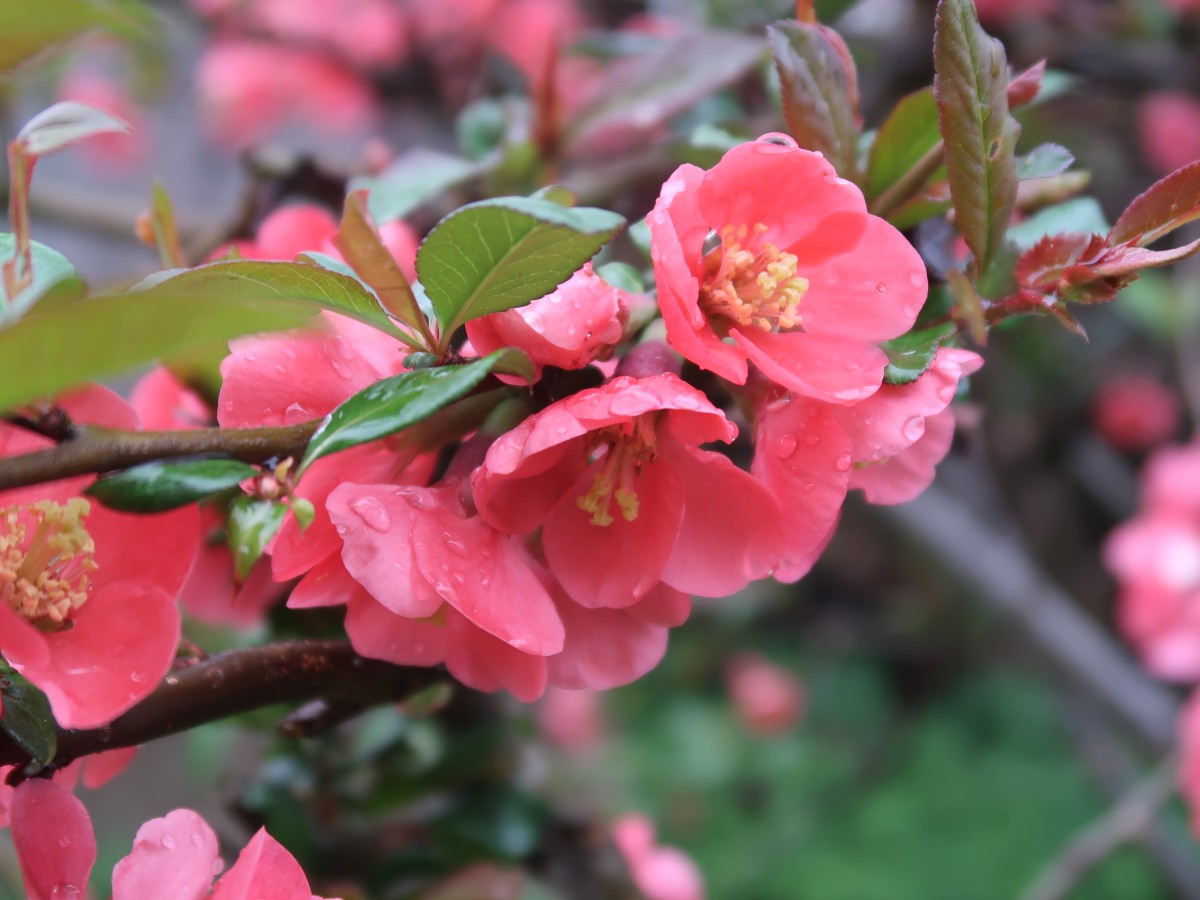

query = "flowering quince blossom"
[726,652,805,738]
[131,369,284,628]
[465,263,630,380]
[1092,375,1181,453]
[612,813,705,900]
[648,137,926,404]
[1104,441,1200,680]
[751,347,982,579]
[0,387,198,729]
[472,372,787,607]
[9,779,336,900]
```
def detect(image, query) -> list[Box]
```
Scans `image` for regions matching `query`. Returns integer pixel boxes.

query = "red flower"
[648,138,925,403]
[0,388,198,729]
[473,373,785,606]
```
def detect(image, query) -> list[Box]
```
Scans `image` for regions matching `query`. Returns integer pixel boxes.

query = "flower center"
[576,415,658,527]
[0,499,98,628]
[700,223,808,332]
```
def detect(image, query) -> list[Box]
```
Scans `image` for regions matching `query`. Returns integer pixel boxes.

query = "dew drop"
[190,832,203,848]
[902,416,925,442]
[130,671,146,684]
[244,351,256,362]
[349,496,392,533]
[774,433,798,458]
[161,834,177,850]
[335,524,347,535]
[863,416,875,426]
[755,132,798,148]
[57,837,71,848]
[50,885,81,899]
[283,347,298,360]
[835,454,853,472]
[223,401,234,412]
[936,383,956,403]
[875,282,888,293]
[330,360,353,380]
[803,482,815,492]
[212,859,224,876]
[804,433,820,446]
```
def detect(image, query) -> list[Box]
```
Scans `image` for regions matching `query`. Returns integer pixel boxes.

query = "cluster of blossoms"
[195,135,981,701]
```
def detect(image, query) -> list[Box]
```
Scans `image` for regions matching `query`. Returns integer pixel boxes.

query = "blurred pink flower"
[1092,375,1181,453]
[612,814,705,900]
[1138,91,1200,177]
[537,687,605,751]
[726,653,805,737]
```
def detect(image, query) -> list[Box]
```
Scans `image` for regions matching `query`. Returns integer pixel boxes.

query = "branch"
[0,641,442,773]
[1019,754,1180,900]
[0,421,320,491]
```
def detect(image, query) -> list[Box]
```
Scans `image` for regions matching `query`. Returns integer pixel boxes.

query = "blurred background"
[3,0,1200,896]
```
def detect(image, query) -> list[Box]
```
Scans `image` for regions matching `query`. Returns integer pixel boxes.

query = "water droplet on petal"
[244,351,256,362]
[835,454,853,472]
[875,282,888,293]
[936,383,956,403]
[190,832,203,848]
[804,433,820,446]
[902,416,925,442]
[755,132,798,148]
[283,347,298,360]
[222,401,234,412]
[130,671,146,684]
[51,885,81,899]
[803,482,815,492]
[161,834,177,850]
[349,496,392,533]
[335,524,347,535]
[774,434,798,458]
[57,837,71,848]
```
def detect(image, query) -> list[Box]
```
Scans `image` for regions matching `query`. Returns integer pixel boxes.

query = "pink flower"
[1093,375,1181,453]
[537,686,605,751]
[10,779,336,899]
[241,0,410,70]
[648,138,925,403]
[472,373,785,607]
[612,814,705,900]
[0,388,199,729]
[196,39,377,149]
[131,369,285,628]
[56,66,149,172]
[1105,442,1200,680]
[465,264,629,380]
[487,0,588,95]
[1137,92,1200,177]
[726,653,805,737]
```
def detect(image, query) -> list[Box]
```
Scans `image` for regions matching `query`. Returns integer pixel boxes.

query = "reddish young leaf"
[1110,160,1200,247]
[1007,60,1046,109]
[1092,237,1200,277]
[768,20,861,180]
[332,190,433,348]
[933,0,1019,278]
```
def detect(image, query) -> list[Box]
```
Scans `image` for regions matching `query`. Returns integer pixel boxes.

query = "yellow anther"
[0,499,98,627]
[700,222,809,333]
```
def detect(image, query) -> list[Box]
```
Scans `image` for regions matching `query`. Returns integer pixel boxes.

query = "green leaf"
[87,459,257,513]
[0,260,399,412]
[228,497,287,582]
[0,0,146,72]
[299,350,531,473]
[1016,143,1073,181]
[431,785,547,860]
[768,20,860,179]
[350,149,480,224]
[416,197,625,338]
[0,668,57,774]
[138,259,406,338]
[17,101,130,156]
[867,88,940,203]
[933,0,1019,277]
[1008,197,1109,250]
[563,30,762,157]
[332,190,430,343]
[595,261,645,294]
[1109,159,1200,247]
[0,234,84,322]
[882,323,957,384]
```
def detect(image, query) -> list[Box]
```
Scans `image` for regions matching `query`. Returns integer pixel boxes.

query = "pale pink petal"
[626,583,691,628]
[752,397,853,582]
[797,215,926,343]
[547,598,668,690]
[210,828,316,899]
[442,610,549,702]
[850,408,956,505]
[130,368,211,431]
[344,591,448,667]
[543,459,685,609]
[81,747,138,790]
[287,555,364,609]
[255,206,337,259]
[28,583,180,730]
[471,442,581,535]
[112,808,220,900]
[733,329,886,404]
[11,779,96,900]
[658,440,784,597]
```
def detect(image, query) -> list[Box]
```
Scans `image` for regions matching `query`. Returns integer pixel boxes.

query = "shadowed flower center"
[0,499,97,628]
[700,223,808,332]
[577,415,659,526]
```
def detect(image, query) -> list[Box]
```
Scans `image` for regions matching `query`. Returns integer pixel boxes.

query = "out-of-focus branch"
[1018,753,1180,900]
[0,420,320,491]
[879,473,1179,750]
[0,641,442,774]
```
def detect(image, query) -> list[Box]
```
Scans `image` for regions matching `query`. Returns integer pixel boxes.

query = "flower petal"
[12,779,96,900]
[112,809,220,900]
[210,828,315,900]
[548,598,669,690]
[733,329,886,404]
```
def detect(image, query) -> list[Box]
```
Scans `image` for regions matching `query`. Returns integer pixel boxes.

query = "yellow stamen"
[576,415,657,527]
[700,223,809,332]
[0,499,97,627]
